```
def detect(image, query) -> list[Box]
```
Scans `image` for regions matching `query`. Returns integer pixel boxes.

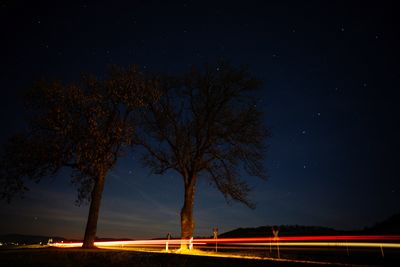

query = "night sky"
[1,1,399,239]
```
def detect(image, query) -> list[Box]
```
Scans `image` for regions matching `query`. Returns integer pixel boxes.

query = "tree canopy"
[0,65,159,247]
[136,62,269,245]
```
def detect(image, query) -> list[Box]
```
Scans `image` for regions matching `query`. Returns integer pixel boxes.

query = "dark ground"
[0,247,366,267]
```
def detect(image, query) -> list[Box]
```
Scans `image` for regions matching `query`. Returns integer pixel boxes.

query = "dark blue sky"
[1,1,399,239]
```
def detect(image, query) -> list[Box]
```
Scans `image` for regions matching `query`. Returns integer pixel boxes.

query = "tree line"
[0,62,269,249]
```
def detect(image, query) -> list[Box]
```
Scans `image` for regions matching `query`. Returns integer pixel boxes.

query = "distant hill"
[220,213,400,238]
[365,213,400,234]
[219,225,343,238]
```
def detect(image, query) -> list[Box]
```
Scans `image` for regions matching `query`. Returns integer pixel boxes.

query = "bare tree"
[0,66,158,248]
[136,62,269,248]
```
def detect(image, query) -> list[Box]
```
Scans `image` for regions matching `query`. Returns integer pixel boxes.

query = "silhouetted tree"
[0,66,158,248]
[136,62,268,248]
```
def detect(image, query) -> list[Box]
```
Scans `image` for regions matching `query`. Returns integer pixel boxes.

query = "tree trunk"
[82,174,106,248]
[180,177,196,249]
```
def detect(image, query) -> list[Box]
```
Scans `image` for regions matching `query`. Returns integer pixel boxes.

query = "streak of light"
[51,239,205,248]
[51,235,400,250]
[232,242,400,249]
[198,235,400,243]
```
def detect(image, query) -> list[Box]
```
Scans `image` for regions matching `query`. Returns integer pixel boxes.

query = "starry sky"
[0,1,399,239]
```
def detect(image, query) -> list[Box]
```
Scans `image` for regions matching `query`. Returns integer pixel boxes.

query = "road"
[51,235,400,266]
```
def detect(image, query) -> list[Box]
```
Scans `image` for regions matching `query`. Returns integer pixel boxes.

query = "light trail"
[197,235,400,243]
[48,235,400,266]
[51,235,400,250]
[231,242,400,249]
[51,239,205,248]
